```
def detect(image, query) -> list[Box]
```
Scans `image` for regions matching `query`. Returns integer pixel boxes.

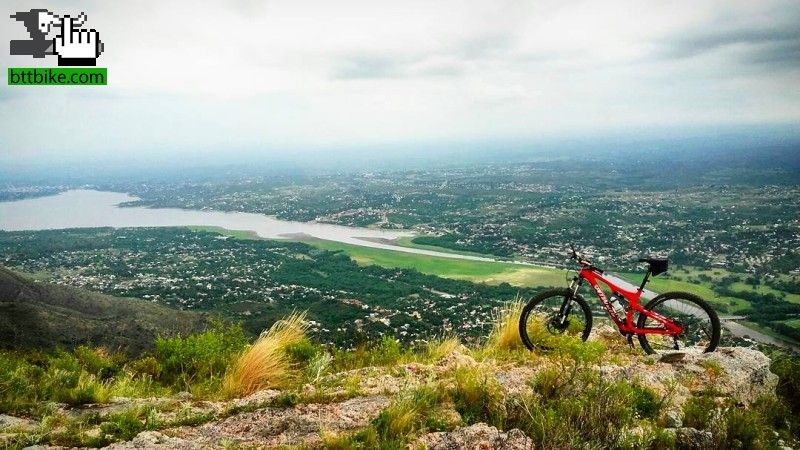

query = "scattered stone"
[664,408,682,428]
[229,389,280,410]
[103,431,200,449]
[437,350,478,372]
[413,423,533,449]
[167,395,390,448]
[0,414,37,431]
[495,366,539,398]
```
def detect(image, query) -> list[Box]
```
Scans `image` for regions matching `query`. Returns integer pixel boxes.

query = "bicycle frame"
[575,267,683,335]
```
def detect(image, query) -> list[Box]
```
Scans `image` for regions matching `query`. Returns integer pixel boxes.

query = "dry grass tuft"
[222,311,309,398]
[487,297,525,351]
[424,335,462,361]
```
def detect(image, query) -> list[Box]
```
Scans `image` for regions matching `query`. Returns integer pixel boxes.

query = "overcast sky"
[1,0,799,165]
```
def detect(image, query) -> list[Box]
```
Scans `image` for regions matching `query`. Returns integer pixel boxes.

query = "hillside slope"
[0,266,211,355]
[1,340,789,449]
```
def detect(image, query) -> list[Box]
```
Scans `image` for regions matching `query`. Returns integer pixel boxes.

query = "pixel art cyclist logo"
[10,9,104,66]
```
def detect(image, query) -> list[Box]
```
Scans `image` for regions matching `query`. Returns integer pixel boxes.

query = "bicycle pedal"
[625,333,635,348]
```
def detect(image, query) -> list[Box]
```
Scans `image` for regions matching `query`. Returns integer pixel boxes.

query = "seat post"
[638,270,651,291]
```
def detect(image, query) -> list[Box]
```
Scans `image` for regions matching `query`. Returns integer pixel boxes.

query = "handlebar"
[568,243,602,273]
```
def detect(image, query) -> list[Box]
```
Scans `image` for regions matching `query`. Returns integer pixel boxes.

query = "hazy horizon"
[2,0,799,168]
[0,1,800,167]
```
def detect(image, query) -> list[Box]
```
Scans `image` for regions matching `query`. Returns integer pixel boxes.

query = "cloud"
[0,0,799,163]
[332,52,466,79]
[657,26,800,67]
[333,54,408,79]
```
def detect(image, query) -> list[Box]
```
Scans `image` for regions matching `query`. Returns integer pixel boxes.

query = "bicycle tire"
[637,291,721,354]
[519,288,593,351]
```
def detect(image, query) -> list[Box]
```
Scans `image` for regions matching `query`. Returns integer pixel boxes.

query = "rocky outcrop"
[3,346,783,450]
[599,346,777,408]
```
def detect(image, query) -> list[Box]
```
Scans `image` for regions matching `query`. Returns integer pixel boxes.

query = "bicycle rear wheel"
[519,288,593,351]
[636,291,720,354]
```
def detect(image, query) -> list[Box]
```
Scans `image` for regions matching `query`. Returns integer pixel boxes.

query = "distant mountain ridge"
[0,266,211,356]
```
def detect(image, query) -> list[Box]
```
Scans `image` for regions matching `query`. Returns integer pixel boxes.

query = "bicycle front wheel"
[637,291,720,354]
[519,288,593,351]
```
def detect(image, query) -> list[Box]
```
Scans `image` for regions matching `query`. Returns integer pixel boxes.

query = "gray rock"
[668,427,713,450]
[103,431,200,449]
[664,409,683,428]
[599,347,777,409]
[0,414,37,431]
[413,423,533,449]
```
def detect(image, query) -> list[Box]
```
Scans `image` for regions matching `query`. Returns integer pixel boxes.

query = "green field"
[729,282,800,304]
[783,319,800,329]
[186,226,567,288]
[306,238,567,287]
[394,236,506,259]
[187,226,261,240]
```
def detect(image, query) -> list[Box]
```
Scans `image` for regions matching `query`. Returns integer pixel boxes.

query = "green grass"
[306,239,566,287]
[783,319,800,330]
[394,236,500,259]
[186,226,261,240]
[729,282,800,304]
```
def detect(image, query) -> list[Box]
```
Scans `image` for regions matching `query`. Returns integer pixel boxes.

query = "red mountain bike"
[519,245,720,354]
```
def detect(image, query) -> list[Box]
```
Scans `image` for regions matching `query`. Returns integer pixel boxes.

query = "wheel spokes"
[642,299,714,352]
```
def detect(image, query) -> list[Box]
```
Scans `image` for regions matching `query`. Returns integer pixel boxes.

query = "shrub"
[682,393,718,429]
[99,405,159,442]
[154,322,248,392]
[771,352,800,416]
[284,339,320,365]
[126,356,161,379]
[519,368,645,449]
[223,311,309,398]
[719,405,774,450]
[367,384,446,447]
[630,384,662,420]
[450,367,506,427]
[0,352,43,413]
[73,346,124,380]
[53,372,111,405]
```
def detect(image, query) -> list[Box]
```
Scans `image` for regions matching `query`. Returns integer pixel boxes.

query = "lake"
[0,190,495,262]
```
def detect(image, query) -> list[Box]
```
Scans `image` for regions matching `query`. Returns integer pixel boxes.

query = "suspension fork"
[558,276,582,324]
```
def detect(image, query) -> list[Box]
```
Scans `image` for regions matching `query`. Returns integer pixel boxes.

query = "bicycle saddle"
[638,258,669,276]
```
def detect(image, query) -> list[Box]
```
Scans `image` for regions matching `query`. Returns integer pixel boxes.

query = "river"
[0,190,498,261]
